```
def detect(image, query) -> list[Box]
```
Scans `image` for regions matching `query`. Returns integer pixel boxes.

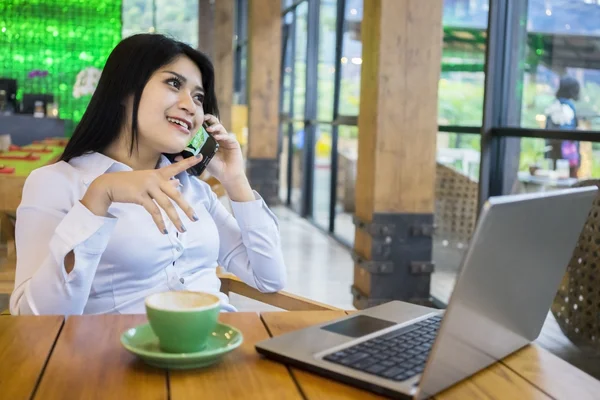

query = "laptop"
[256,186,597,399]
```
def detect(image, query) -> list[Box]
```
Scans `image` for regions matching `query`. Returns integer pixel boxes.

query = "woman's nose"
[178,92,195,115]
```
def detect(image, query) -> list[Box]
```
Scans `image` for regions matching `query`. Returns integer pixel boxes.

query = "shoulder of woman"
[21,161,82,207]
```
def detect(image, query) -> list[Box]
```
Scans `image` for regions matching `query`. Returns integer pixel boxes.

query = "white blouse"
[9,152,286,315]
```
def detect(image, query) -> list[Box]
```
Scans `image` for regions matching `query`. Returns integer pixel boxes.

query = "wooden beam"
[214,0,235,132]
[356,0,442,217]
[198,0,214,60]
[247,0,281,160]
[245,0,281,205]
[353,0,443,307]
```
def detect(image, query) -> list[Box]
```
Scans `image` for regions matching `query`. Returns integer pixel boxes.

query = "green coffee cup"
[145,291,221,353]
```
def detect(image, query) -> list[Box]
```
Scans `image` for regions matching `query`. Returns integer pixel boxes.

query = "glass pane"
[513,138,594,195]
[334,125,359,245]
[281,20,294,114]
[312,124,333,230]
[436,132,481,180]
[317,0,337,122]
[339,0,363,116]
[282,0,296,11]
[155,0,199,47]
[439,0,489,126]
[291,122,306,213]
[294,2,309,120]
[279,122,293,203]
[520,1,600,130]
[122,0,154,37]
[443,0,489,28]
[433,132,481,303]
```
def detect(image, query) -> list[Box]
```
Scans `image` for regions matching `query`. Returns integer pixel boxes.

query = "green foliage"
[439,72,600,172]
[437,74,485,126]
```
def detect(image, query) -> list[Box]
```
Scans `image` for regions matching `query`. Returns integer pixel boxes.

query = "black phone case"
[188,136,219,176]
[164,136,219,176]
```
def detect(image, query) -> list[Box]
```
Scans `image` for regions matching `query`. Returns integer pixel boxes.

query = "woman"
[545,76,581,178]
[9,34,286,315]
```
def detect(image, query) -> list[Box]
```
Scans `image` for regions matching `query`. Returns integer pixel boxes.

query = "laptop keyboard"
[323,315,442,382]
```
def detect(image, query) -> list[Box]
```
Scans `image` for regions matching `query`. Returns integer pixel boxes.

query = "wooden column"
[246,0,281,205]
[351,0,443,309]
[214,0,234,132]
[198,0,214,60]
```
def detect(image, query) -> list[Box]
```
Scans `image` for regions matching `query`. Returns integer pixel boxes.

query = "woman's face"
[134,55,205,155]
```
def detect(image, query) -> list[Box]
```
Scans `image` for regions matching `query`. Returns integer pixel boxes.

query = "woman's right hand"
[81,155,203,234]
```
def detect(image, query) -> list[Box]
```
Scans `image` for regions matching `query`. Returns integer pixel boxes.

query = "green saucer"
[120,322,243,370]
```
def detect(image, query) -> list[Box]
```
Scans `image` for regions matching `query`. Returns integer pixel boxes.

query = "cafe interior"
[2,0,600,398]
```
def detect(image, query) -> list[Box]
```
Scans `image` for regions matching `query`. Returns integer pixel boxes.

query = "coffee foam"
[146,291,219,311]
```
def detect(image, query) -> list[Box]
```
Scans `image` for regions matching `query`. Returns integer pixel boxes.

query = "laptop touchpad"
[321,315,396,338]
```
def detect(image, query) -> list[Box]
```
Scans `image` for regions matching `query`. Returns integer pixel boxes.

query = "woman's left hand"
[202,114,246,185]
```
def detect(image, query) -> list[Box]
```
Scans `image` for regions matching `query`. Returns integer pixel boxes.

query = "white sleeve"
[9,168,117,315]
[198,181,286,293]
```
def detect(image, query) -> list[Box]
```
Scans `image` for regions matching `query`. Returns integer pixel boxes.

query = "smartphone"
[191,124,219,176]
[166,122,219,176]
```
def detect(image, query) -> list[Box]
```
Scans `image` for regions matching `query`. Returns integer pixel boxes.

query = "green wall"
[0,0,122,133]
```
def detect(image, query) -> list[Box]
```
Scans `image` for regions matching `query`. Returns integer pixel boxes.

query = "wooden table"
[1,311,599,399]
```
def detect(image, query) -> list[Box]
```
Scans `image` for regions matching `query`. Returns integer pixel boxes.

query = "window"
[122,0,198,47]
[312,0,338,231]
[439,0,489,126]
[520,0,600,130]
[338,0,362,116]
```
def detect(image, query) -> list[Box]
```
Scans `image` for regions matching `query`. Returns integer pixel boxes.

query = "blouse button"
[179,277,185,284]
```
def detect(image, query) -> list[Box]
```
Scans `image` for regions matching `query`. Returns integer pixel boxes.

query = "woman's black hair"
[60,33,219,162]
[556,76,581,101]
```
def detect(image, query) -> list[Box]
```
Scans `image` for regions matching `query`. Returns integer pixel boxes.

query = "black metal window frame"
[441,0,600,215]
[478,0,600,210]
[327,0,347,234]
[298,0,320,218]
[279,0,320,219]
[304,0,353,249]
[278,0,354,247]
[281,5,298,207]
[282,0,308,15]
[274,0,600,246]
[278,0,488,248]
[234,0,248,104]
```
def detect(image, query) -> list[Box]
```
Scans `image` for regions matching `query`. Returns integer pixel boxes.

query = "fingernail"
[163,228,168,234]
[180,224,187,232]
[195,153,203,159]
[192,213,199,221]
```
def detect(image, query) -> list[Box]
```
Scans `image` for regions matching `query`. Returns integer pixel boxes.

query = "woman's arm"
[10,168,117,315]
[192,115,286,292]
[196,179,286,293]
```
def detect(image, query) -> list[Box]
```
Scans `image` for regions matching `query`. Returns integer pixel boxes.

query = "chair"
[217,270,341,311]
[434,163,479,246]
[551,179,600,350]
